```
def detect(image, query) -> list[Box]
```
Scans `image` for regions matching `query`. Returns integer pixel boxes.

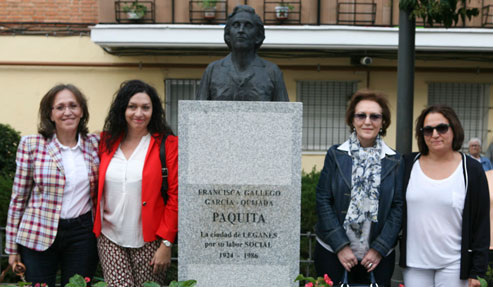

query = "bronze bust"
[196,5,289,102]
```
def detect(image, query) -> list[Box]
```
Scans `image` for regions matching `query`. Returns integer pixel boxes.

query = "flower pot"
[127,11,144,20]
[203,7,216,20]
[275,6,289,20]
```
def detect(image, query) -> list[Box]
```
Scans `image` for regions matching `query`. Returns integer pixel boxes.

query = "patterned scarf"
[344,132,382,242]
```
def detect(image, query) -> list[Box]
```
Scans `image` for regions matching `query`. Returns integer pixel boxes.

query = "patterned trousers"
[97,234,166,287]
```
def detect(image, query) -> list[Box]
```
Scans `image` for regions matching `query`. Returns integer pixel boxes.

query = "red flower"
[324,274,333,286]
[85,277,91,283]
[41,284,47,287]
[399,284,405,287]
[34,284,40,287]
[305,283,313,287]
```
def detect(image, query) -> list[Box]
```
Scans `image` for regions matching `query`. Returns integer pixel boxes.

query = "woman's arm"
[370,157,405,256]
[5,137,35,255]
[315,148,351,253]
[156,136,178,243]
[152,136,178,273]
[469,165,490,279]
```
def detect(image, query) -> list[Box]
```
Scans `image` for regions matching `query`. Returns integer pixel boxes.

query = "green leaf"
[294,274,306,281]
[477,276,488,287]
[93,282,108,287]
[142,282,161,287]
[68,274,87,287]
[182,280,197,287]
[168,280,197,287]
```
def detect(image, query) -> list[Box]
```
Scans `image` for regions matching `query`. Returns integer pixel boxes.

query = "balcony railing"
[337,0,376,25]
[483,4,493,26]
[95,0,493,28]
[115,0,156,23]
[263,1,302,25]
[189,0,228,24]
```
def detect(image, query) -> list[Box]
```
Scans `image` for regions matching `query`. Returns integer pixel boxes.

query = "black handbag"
[337,270,379,287]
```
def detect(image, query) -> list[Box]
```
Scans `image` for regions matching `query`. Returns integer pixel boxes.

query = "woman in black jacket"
[399,105,489,287]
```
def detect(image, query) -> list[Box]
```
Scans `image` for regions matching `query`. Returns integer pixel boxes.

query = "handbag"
[337,270,379,287]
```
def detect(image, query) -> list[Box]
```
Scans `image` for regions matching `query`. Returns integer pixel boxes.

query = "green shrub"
[0,124,20,226]
[0,175,14,225]
[301,168,320,233]
[0,123,21,178]
[300,168,321,279]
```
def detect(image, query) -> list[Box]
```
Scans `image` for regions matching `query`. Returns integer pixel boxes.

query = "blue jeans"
[314,241,395,285]
[19,211,98,287]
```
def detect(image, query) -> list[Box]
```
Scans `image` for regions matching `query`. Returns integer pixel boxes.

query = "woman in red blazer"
[93,80,178,286]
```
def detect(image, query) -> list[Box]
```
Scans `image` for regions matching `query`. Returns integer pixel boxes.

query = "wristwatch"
[162,240,172,247]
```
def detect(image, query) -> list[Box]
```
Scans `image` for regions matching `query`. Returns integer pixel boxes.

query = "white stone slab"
[178,101,302,287]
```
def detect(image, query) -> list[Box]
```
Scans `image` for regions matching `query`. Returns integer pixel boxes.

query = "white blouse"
[101,134,150,248]
[56,135,92,219]
[406,160,465,268]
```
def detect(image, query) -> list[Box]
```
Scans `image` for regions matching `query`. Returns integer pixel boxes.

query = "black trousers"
[314,241,395,286]
[19,211,98,287]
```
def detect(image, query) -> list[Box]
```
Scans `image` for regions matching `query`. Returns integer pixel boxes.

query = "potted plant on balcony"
[122,0,147,20]
[275,1,294,21]
[201,0,218,20]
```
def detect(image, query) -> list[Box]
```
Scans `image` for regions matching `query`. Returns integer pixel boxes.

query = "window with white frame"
[297,80,358,151]
[165,79,200,134]
[428,82,490,151]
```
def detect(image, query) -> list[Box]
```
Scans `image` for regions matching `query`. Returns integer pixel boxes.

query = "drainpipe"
[396,5,415,154]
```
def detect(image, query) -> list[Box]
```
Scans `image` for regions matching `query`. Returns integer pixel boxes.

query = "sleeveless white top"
[101,134,150,248]
[406,159,465,268]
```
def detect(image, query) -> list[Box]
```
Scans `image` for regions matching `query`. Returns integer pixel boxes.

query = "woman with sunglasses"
[399,105,489,287]
[315,89,404,285]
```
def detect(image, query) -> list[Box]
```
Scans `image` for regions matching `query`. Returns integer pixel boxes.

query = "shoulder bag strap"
[160,134,169,205]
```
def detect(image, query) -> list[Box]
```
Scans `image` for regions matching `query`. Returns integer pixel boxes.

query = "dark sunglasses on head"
[420,123,450,136]
[354,113,383,121]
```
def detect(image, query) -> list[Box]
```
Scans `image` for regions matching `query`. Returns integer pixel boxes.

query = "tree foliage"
[400,0,479,27]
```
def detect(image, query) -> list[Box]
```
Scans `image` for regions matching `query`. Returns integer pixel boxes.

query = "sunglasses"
[354,113,383,122]
[420,123,450,136]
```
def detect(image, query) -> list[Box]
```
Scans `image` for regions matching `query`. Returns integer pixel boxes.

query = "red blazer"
[93,133,178,243]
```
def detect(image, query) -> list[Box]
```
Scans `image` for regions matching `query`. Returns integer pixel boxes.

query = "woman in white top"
[6,84,99,286]
[94,80,178,286]
[399,105,489,287]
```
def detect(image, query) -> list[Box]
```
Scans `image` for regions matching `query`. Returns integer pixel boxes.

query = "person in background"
[6,84,99,286]
[315,89,404,285]
[484,142,493,164]
[468,137,493,171]
[94,80,178,286]
[400,105,489,287]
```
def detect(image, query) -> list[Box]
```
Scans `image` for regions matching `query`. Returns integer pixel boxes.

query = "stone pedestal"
[178,101,302,287]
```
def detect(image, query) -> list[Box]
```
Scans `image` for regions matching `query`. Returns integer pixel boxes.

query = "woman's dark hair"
[345,89,391,136]
[224,5,265,52]
[415,104,464,155]
[38,84,89,139]
[103,80,173,152]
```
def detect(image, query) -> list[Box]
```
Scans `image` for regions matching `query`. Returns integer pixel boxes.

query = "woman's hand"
[337,246,358,271]
[468,278,480,287]
[150,243,172,274]
[8,254,20,266]
[361,248,382,272]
